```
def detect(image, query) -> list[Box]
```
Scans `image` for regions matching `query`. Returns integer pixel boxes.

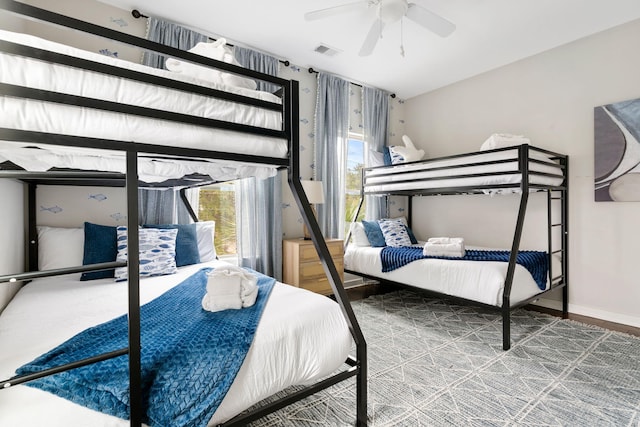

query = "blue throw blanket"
[15,267,275,427]
[380,247,548,290]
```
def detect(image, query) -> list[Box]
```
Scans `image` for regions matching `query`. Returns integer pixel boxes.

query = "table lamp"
[301,180,324,240]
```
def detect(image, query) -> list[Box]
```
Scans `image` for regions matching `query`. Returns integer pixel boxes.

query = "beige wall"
[404,19,640,327]
[0,180,24,313]
[0,6,24,32]
[12,0,147,63]
[36,186,127,228]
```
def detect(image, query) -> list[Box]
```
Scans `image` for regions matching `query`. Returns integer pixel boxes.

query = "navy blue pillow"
[405,225,418,244]
[362,220,386,247]
[81,222,117,281]
[143,224,200,267]
[383,146,392,166]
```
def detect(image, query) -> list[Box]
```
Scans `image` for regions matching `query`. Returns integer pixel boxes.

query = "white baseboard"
[532,298,640,329]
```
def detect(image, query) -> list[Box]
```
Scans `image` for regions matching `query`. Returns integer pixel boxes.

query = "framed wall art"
[594,97,640,201]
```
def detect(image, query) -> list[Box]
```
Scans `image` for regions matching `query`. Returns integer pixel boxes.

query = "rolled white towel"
[202,271,243,312]
[423,240,465,258]
[424,248,466,258]
[481,133,530,151]
[427,237,464,245]
[239,273,259,308]
[202,266,259,312]
[426,242,463,252]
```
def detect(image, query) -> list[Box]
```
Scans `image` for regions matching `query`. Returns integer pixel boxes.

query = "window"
[199,182,237,256]
[345,136,366,235]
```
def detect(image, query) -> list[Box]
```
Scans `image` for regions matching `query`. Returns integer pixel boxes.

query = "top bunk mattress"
[364,145,566,195]
[0,29,288,180]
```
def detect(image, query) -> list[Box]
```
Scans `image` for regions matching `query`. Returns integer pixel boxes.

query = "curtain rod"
[307,67,396,98]
[132,9,394,97]
[131,10,290,66]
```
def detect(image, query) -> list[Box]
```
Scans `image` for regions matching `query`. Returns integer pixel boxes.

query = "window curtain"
[142,17,208,69]
[139,17,207,225]
[362,86,390,220]
[233,46,279,93]
[233,47,283,279]
[138,188,199,225]
[314,72,350,238]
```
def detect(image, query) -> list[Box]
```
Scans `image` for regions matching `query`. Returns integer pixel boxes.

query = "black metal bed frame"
[346,144,569,350]
[0,1,367,425]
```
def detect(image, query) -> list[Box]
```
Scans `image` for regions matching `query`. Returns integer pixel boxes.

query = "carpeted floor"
[249,290,640,426]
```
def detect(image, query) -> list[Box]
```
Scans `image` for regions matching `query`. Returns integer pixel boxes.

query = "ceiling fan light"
[379,0,408,24]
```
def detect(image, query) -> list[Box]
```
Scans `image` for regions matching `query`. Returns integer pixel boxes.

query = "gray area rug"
[249,290,640,426]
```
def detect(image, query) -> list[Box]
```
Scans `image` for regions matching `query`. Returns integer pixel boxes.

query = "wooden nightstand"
[282,238,344,296]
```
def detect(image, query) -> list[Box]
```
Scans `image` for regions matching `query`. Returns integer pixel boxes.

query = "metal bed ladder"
[547,186,569,319]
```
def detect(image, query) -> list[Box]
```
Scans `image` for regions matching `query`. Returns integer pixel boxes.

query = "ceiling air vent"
[314,43,341,57]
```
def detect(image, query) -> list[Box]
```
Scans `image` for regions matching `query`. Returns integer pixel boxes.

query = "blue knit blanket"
[380,247,548,290]
[15,267,275,427]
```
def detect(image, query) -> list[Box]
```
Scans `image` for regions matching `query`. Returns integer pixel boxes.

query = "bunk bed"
[345,143,569,350]
[0,1,367,426]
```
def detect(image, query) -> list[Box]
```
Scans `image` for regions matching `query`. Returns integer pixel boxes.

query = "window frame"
[198,182,238,258]
[344,132,367,235]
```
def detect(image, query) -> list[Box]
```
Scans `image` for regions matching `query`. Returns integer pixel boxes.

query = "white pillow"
[378,218,412,247]
[114,226,178,281]
[164,39,226,85]
[368,150,385,167]
[480,133,531,151]
[37,226,84,271]
[389,145,425,164]
[165,39,257,90]
[349,222,370,247]
[220,51,258,90]
[187,39,228,60]
[165,59,224,86]
[195,221,217,262]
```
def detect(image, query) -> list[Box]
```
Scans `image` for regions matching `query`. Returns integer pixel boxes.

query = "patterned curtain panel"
[362,86,390,220]
[142,17,208,69]
[232,47,283,279]
[314,72,350,238]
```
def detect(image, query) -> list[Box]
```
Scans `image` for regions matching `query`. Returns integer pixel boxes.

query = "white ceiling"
[99,0,640,99]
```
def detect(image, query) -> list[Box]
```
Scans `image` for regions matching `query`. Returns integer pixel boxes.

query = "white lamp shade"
[301,180,325,204]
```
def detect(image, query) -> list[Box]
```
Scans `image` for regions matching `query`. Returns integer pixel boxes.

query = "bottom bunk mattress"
[345,244,550,307]
[0,260,351,426]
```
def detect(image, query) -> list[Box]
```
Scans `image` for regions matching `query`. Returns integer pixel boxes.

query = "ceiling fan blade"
[304,1,368,21]
[359,20,385,57]
[406,3,455,37]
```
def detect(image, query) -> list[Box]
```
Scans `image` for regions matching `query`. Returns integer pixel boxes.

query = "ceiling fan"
[304,0,456,57]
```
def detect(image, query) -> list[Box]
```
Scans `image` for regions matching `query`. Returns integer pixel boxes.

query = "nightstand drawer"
[299,259,344,281]
[298,241,343,262]
[301,277,333,295]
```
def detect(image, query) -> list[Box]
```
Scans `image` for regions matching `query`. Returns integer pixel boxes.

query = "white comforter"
[345,244,551,306]
[0,29,287,182]
[0,261,351,426]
